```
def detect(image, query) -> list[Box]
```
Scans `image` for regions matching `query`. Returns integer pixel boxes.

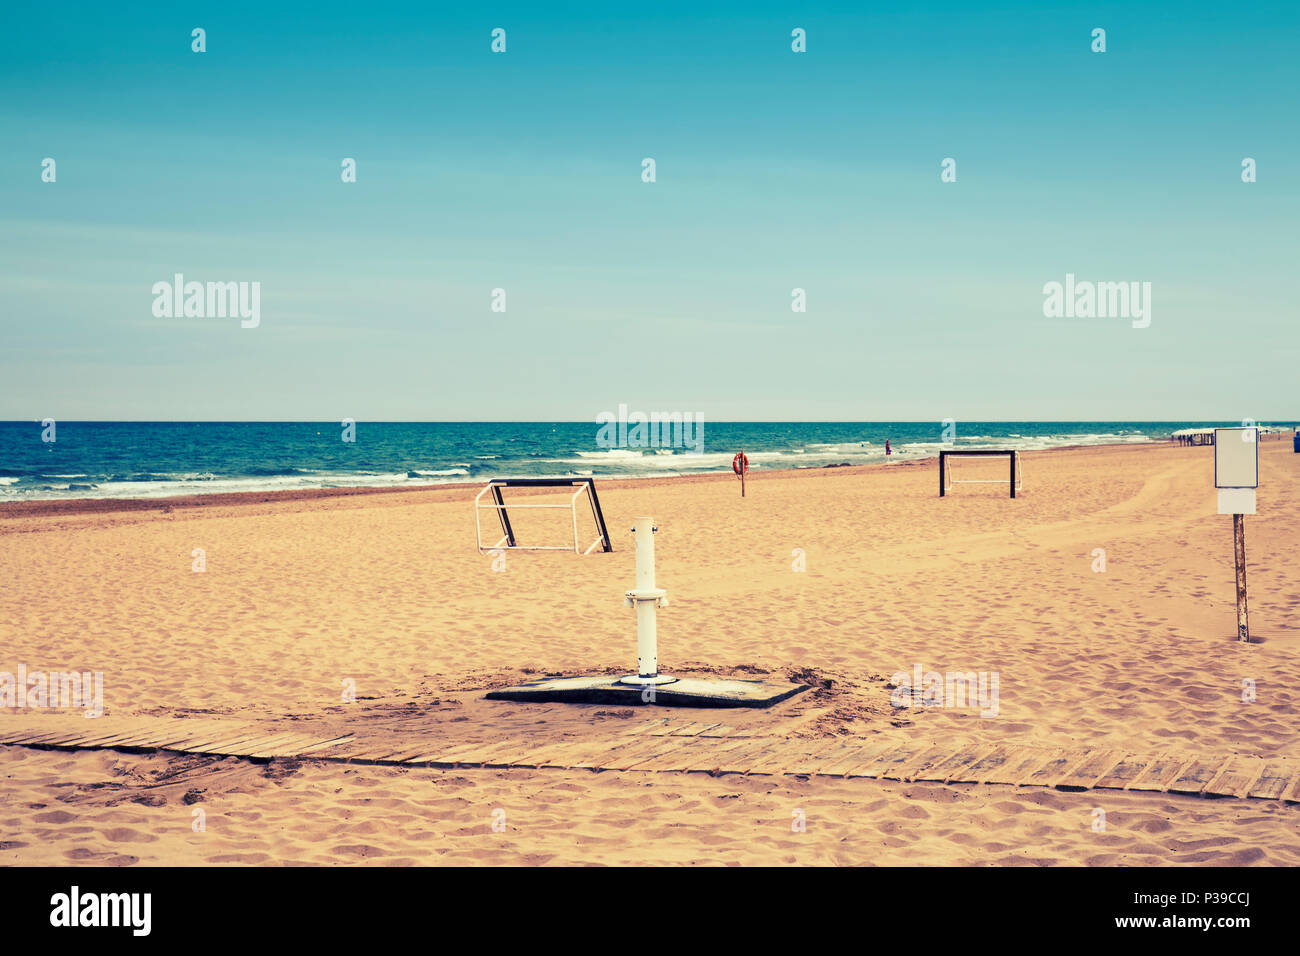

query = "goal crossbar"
[474,478,614,554]
[939,449,1022,499]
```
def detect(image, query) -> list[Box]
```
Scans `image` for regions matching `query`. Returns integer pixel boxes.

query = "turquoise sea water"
[0,421,1292,502]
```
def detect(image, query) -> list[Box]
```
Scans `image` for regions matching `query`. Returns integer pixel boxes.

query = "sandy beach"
[1,439,1297,866]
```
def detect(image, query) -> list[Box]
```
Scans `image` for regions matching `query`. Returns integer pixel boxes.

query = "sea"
[0,421,1291,502]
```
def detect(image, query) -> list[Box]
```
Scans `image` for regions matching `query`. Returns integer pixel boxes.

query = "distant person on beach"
[885,440,892,456]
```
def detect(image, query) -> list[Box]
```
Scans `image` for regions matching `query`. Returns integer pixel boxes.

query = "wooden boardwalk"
[3,715,1299,802]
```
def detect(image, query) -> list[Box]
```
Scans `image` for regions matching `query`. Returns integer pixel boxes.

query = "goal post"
[939,449,1022,499]
[475,478,614,554]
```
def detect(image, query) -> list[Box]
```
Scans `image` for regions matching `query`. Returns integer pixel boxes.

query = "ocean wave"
[0,469,483,503]
[0,425,1208,504]
[245,466,314,477]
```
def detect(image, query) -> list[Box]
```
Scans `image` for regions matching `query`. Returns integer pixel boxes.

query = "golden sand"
[1,440,1297,865]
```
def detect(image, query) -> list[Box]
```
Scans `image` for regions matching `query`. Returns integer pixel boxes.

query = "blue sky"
[1,1,1296,420]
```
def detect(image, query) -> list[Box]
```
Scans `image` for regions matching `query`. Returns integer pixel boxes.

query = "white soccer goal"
[474,478,613,554]
[939,450,1023,498]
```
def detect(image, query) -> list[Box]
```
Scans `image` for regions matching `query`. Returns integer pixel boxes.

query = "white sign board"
[1218,488,1256,515]
[1214,428,1258,488]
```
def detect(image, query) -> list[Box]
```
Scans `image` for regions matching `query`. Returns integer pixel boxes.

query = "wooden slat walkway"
[2,716,1297,803]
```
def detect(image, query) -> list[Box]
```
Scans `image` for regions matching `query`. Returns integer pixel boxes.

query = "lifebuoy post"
[733,450,748,497]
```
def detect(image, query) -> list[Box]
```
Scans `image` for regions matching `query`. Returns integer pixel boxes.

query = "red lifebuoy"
[732,452,749,475]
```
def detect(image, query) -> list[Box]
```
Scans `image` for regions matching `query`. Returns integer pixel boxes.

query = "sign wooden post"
[1233,514,1249,642]
[1214,427,1258,643]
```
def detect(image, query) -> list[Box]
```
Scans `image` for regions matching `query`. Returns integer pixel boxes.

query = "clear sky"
[1,1,1296,421]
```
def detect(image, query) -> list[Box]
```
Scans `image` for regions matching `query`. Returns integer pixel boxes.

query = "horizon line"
[3,419,1295,426]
